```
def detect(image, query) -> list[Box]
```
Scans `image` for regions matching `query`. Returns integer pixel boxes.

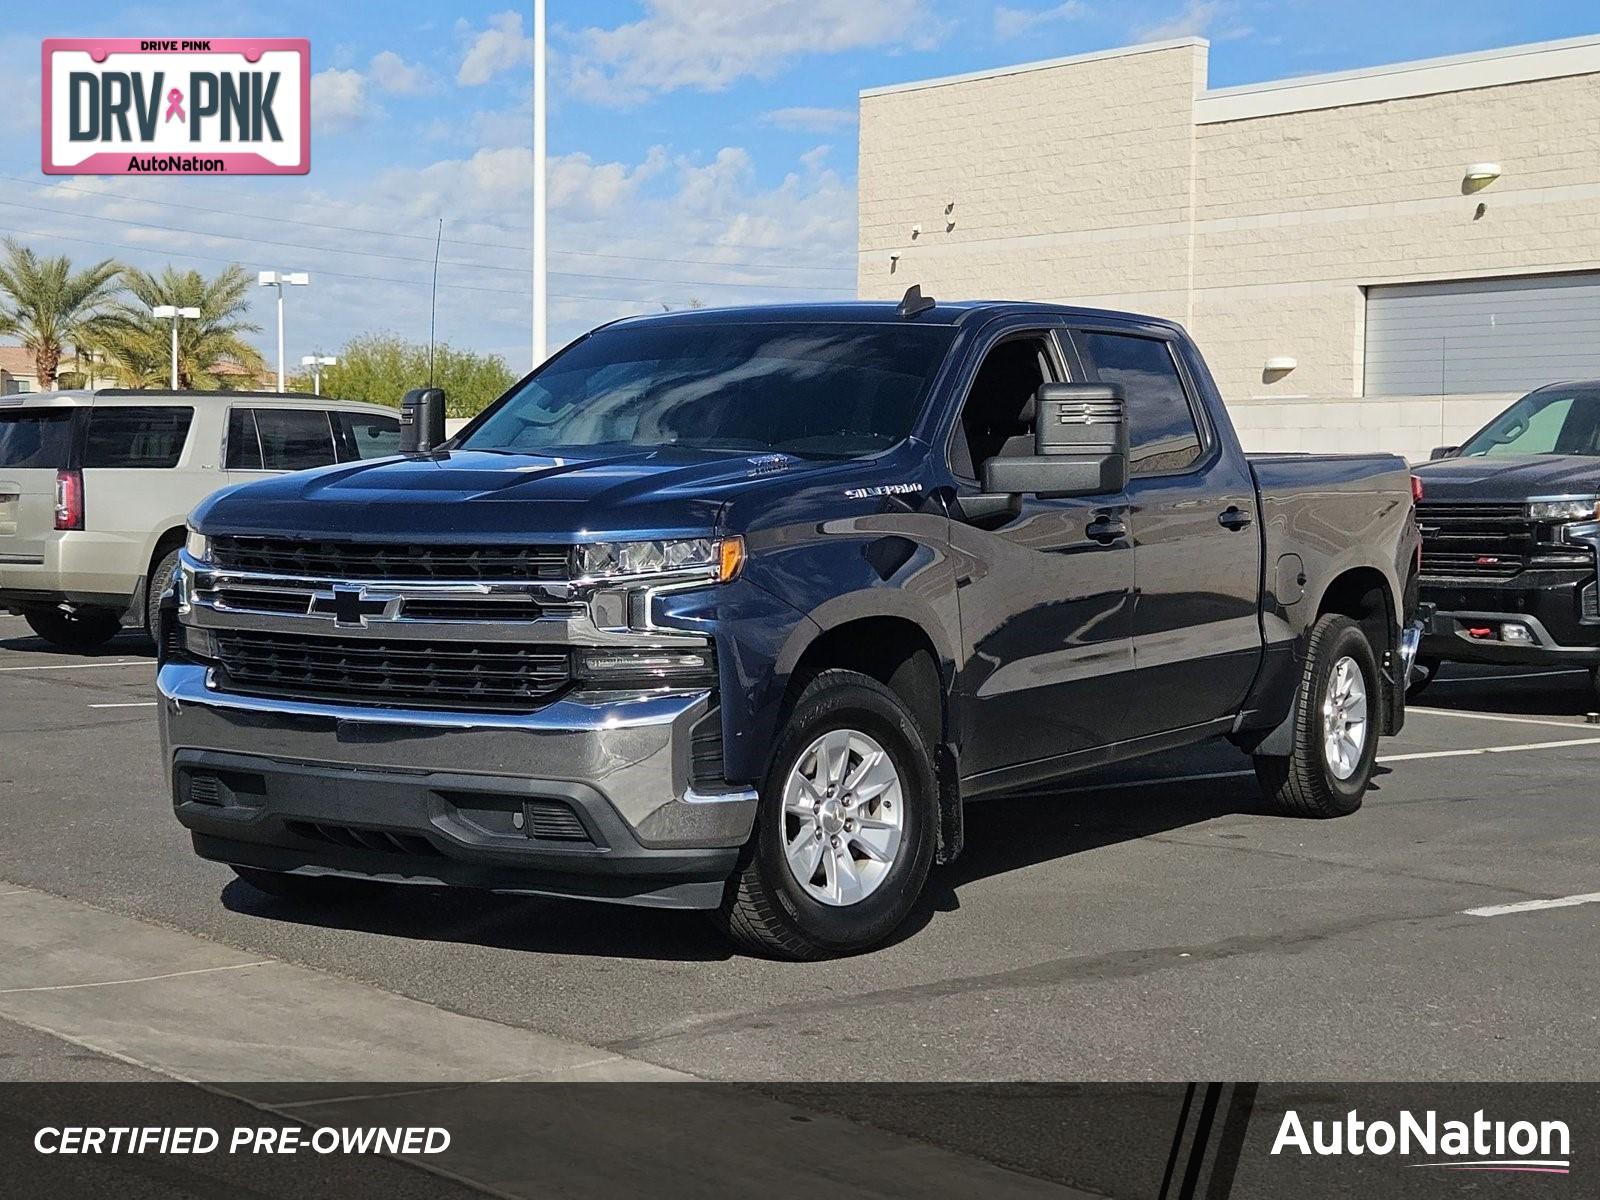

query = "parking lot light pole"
[257,271,310,392]
[300,354,337,395]
[151,304,202,390]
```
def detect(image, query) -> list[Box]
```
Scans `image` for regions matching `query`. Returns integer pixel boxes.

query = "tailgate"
[0,408,76,565]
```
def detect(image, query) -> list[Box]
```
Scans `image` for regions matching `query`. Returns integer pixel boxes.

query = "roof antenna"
[897,284,936,319]
[428,218,443,386]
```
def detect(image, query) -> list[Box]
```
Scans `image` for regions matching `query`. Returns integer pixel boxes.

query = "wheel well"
[1317,568,1394,657]
[787,618,945,746]
[147,527,186,599]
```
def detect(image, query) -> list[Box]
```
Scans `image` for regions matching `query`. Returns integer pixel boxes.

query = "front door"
[946,327,1135,780]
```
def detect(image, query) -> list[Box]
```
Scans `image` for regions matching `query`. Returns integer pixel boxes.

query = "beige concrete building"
[858,34,1600,461]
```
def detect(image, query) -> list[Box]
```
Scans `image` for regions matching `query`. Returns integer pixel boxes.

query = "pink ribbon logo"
[164,88,185,123]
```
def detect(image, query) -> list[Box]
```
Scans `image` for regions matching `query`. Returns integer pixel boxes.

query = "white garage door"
[1364,272,1600,395]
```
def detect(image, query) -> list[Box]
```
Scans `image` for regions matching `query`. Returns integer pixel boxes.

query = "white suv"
[0,389,400,648]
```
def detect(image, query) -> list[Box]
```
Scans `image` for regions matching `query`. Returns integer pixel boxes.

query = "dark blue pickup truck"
[160,296,1422,958]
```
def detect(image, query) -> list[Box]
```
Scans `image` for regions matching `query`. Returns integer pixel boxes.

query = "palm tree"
[99,265,266,389]
[0,239,123,390]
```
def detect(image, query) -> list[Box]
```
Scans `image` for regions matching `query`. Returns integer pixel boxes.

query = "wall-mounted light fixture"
[1263,356,1297,382]
[1463,162,1501,193]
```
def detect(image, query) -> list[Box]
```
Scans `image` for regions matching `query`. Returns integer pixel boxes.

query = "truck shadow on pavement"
[0,630,155,659]
[219,760,1333,962]
[1414,666,1596,719]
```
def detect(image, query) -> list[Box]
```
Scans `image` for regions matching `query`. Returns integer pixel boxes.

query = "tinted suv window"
[225,408,262,470]
[334,412,401,461]
[253,408,337,471]
[84,406,193,468]
[1077,332,1203,476]
[0,410,74,468]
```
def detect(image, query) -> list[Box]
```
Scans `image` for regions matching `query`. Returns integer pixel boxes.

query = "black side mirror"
[1428,445,1459,461]
[983,383,1128,498]
[399,387,447,453]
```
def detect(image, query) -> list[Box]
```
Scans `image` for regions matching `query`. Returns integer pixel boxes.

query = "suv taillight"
[54,469,83,530]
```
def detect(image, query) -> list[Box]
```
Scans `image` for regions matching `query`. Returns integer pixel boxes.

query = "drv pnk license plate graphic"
[41,38,310,175]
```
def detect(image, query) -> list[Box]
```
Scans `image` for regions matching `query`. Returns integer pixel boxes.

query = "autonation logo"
[1272,1108,1571,1175]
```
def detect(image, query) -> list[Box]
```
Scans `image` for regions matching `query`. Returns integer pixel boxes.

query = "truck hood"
[1412,454,1600,502]
[193,447,843,540]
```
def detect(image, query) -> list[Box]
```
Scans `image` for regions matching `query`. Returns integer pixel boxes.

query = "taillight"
[54,469,83,530]
[1411,475,1424,504]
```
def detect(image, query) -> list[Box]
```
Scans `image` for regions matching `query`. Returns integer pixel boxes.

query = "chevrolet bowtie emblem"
[308,586,404,627]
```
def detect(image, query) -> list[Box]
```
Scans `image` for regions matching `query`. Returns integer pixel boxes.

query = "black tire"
[1406,656,1442,698]
[23,606,122,649]
[714,669,937,960]
[230,865,380,902]
[1254,614,1381,819]
[146,547,182,639]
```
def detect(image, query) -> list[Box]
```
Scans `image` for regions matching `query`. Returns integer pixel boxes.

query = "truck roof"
[609,299,1183,331]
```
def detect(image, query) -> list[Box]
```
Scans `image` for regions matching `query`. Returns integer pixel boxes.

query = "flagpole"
[532,0,548,369]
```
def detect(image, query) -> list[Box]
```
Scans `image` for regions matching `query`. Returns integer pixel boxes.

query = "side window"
[952,334,1059,480]
[334,412,402,461]
[225,408,262,470]
[253,408,338,471]
[83,406,193,468]
[1076,332,1203,476]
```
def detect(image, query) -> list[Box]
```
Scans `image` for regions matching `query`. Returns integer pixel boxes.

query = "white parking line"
[1464,893,1600,918]
[1410,707,1593,731]
[88,701,157,709]
[1382,736,1600,763]
[0,960,276,995]
[0,660,148,673]
[1432,669,1586,684]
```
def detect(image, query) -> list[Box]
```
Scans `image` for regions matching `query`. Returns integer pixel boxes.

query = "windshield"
[461,322,957,459]
[1458,388,1600,457]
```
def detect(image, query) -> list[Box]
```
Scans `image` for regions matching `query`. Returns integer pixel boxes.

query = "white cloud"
[1134,0,1252,42]
[310,67,376,132]
[369,50,434,95]
[760,106,858,132]
[564,0,942,106]
[994,1,1090,41]
[457,11,534,86]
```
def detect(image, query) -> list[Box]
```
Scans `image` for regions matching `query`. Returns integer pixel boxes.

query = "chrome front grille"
[212,630,573,712]
[211,536,571,581]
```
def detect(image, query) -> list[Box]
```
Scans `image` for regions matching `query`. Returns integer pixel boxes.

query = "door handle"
[1085,514,1127,544]
[1218,505,1253,531]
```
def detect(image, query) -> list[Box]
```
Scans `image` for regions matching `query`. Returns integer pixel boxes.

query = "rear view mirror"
[983,383,1128,498]
[399,387,447,453]
[1428,445,1459,461]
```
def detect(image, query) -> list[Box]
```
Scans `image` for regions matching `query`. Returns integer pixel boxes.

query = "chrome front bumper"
[158,662,758,908]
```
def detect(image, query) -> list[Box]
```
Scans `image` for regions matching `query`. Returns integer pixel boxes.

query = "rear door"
[1071,327,1262,738]
[0,403,78,566]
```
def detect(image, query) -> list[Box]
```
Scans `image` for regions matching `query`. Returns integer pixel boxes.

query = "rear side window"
[253,408,338,471]
[83,406,194,469]
[1076,332,1204,476]
[225,407,262,470]
[334,412,402,461]
[0,409,74,468]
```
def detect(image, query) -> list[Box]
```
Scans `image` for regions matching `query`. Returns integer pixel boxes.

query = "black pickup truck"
[1413,380,1600,696]
[159,295,1422,958]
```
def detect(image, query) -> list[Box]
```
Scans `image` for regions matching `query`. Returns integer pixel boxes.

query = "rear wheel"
[23,605,122,650]
[714,669,936,960]
[1254,613,1380,818]
[145,547,182,640]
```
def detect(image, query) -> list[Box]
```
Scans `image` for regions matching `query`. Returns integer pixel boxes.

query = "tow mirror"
[1428,445,1459,461]
[399,387,447,453]
[983,383,1128,498]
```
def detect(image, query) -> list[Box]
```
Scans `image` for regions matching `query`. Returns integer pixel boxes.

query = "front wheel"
[1254,613,1381,819]
[24,606,122,650]
[714,669,937,960]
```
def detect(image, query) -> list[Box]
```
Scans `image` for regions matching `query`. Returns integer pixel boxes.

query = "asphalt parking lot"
[1,610,1597,1084]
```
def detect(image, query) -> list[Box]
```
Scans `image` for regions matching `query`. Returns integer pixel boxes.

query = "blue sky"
[2,0,1598,374]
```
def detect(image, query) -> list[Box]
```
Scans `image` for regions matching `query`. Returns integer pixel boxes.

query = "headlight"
[574,646,716,686]
[1528,499,1600,522]
[184,528,211,562]
[575,536,743,582]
